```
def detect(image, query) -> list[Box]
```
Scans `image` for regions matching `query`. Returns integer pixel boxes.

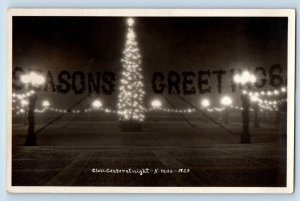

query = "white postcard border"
[6,8,295,194]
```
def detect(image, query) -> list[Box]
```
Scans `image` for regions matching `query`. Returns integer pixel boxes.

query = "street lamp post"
[241,93,251,143]
[20,99,29,125]
[250,95,260,128]
[20,71,45,146]
[233,71,257,143]
[254,104,259,128]
[201,98,210,122]
[151,99,162,122]
[92,99,103,122]
[25,93,38,145]
[220,96,232,125]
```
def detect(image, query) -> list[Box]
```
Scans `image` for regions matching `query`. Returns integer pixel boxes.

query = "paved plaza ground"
[12,143,286,187]
[11,114,287,187]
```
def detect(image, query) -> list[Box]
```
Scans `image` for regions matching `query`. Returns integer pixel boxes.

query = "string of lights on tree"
[117,18,146,122]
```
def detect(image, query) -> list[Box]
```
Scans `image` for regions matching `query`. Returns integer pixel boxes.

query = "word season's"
[13,64,285,95]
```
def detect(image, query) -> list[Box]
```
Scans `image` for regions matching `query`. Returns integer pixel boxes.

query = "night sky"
[12,17,288,108]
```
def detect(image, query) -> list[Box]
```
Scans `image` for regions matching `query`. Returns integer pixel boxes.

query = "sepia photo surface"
[7,9,295,193]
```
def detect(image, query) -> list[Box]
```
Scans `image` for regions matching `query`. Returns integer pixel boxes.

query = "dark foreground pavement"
[12,143,286,187]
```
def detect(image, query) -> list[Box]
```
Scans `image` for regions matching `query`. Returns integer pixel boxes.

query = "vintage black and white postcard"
[6,9,295,193]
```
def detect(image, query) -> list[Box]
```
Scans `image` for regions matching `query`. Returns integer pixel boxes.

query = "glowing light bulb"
[151,99,162,109]
[29,72,45,85]
[92,99,102,108]
[250,95,259,102]
[21,99,28,106]
[201,98,210,108]
[127,18,134,26]
[250,74,257,83]
[241,71,250,84]
[233,74,241,84]
[42,100,50,107]
[20,74,30,84]
[221,96,233,106]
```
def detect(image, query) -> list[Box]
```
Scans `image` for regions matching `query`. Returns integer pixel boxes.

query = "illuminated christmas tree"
[117,18,145,122]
